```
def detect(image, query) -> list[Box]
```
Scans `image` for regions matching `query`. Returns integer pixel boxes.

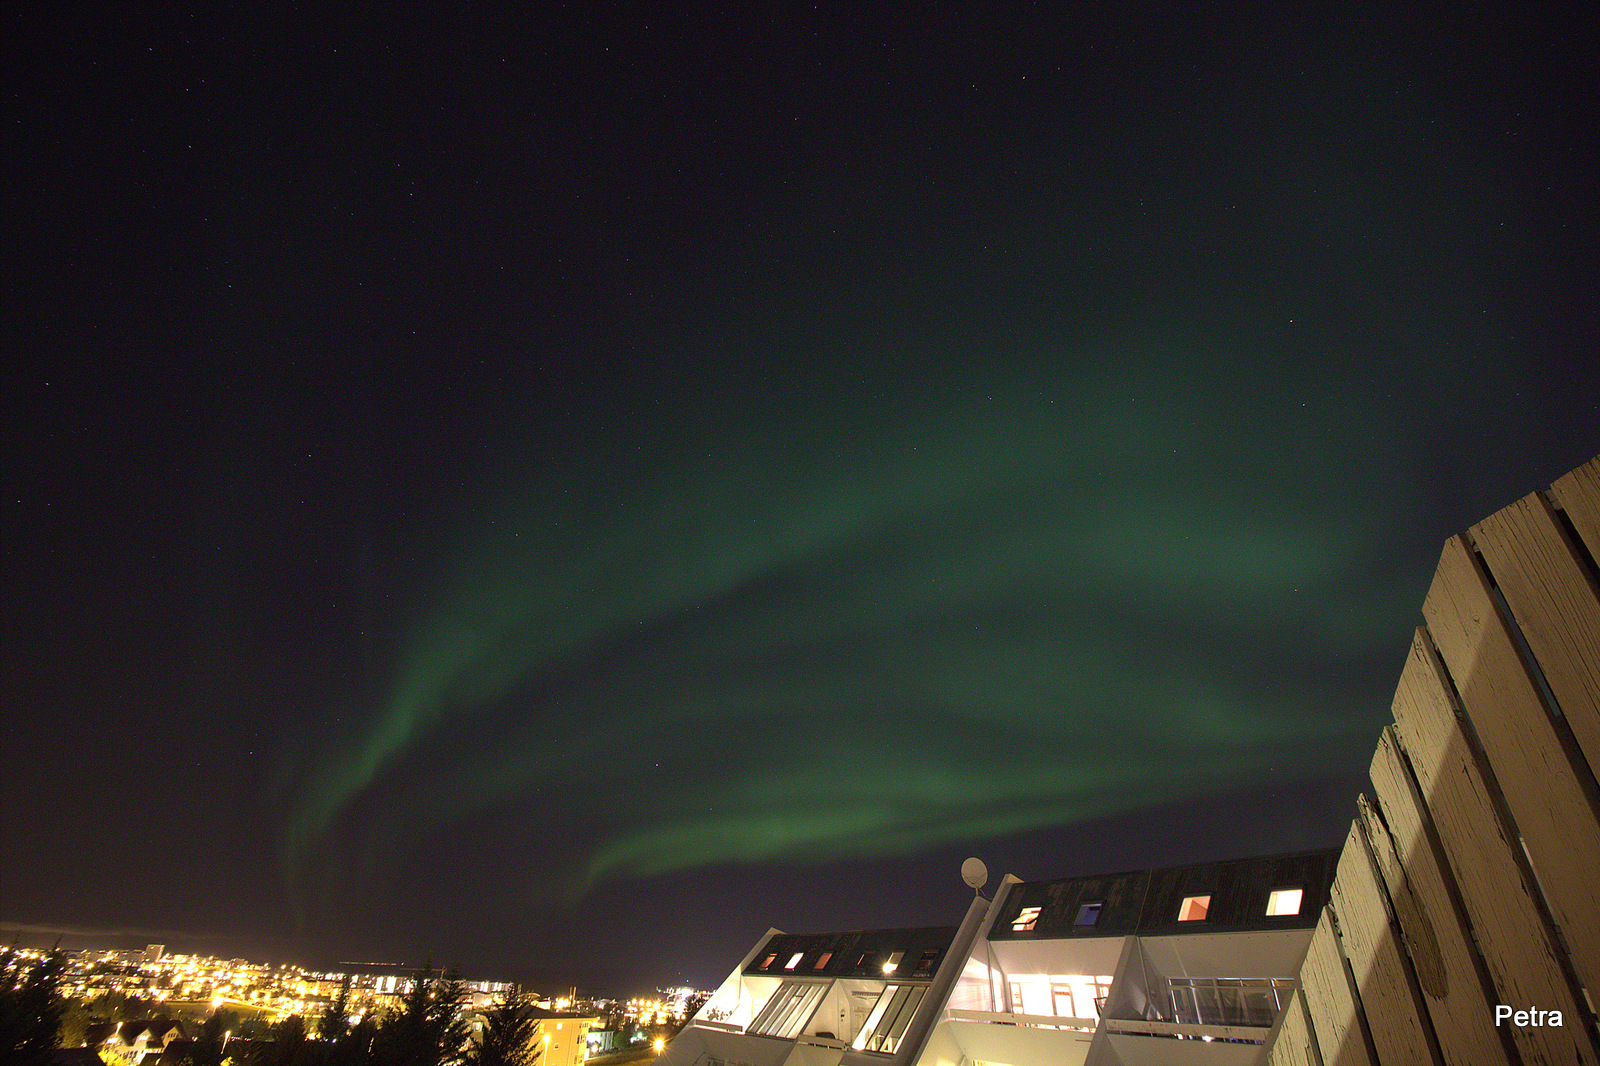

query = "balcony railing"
[945,1008,1098,1031]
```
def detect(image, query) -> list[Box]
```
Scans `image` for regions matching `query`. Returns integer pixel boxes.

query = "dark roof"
[82,1022,118,1046]
[744,926,958,980]
[991,848,1340,939]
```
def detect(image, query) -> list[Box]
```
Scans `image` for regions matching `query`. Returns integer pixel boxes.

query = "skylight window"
[758,954,778,971]
[1012,906,1041,932]
[1178,896,1210,921]
[813,952,832,970]
[785,953,804,970]
[914,950,938,974]
[851,985,927,1053]
[748,981,829,1039]
[1074,903,1102,926]
[882,951,904,974]
[1266,888,1303,916]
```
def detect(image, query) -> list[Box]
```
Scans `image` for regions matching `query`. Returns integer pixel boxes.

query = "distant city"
[3,942,711,1064]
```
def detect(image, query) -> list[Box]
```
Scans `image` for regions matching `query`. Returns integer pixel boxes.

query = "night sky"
[4,6,1597,993]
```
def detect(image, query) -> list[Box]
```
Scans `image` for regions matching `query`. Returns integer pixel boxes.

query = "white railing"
[945,1008,1099,1032]
[1101,1017,1271,1044]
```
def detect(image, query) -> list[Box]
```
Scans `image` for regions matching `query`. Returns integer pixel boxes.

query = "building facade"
[662,850,1337,1066]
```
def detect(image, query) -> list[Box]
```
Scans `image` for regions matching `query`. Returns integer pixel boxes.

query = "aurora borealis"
[6,6,1598,988]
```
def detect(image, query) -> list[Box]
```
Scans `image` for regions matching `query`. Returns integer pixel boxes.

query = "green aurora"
[280,335,1484,897]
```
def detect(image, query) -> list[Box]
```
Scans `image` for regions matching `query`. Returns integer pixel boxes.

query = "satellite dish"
[961,857,989,891]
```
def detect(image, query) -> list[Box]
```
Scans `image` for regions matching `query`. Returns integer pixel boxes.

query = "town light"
[653,1037,666,1053]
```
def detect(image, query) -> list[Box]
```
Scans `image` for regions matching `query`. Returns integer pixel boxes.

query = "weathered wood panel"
[1267,990,1323,1066]
[1361,756,1511,1066]
[1472,489,1600,779]
[1388,627,1597,1064]
[1327,819,1438,1065]
[1422,534,1600,998]
[1299,907,1373,1066]
[1549,455,1600,563]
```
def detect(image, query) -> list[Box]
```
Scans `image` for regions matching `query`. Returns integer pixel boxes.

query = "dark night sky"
[4,5,1596,993]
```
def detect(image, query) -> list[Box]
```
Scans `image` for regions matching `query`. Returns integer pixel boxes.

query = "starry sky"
[4,5,1597,993]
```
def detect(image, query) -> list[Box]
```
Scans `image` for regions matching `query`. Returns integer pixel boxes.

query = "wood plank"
[1268,990,1322,1066]
[1328,819,1439,1065]
[1359,766,1511,1066]
[1388,627,1598,1065]
[1299,906,1374,1066]
[1422,534,1600,998]
[1472,489,1600,778]
[1549,455,1600,564]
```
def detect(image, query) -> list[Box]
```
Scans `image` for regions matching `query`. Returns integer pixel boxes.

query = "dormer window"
[1266,888,1303,916]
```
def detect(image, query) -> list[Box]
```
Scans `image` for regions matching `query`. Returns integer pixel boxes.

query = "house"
[528,1007,598,1066]
[661,849,1337,1066]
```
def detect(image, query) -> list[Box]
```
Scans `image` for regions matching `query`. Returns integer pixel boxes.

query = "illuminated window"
[758,954,778,971]
[882,951,904,974]
[748,981,829,1039]
[1178,895,1210,921]
[1266,888,1303,916]
[785,953,804,970]
[851,984,927,1053]
[813,952,833,970]
[855,953,873,970]
[1074,903,1102,926]
[1012,906,1041,932]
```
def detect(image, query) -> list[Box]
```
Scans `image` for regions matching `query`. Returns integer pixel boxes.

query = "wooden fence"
[1268,456,1600,1066]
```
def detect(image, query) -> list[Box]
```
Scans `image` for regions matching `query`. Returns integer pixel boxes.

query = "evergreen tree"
[428,968,470,1066]
[333,1012,378,1066]
[187,1009,236,1066]
[372,963,436,1066]
[269,1013,310,1066]
[0,949,66,1066]
[319,976,353,1044]
[465,992,538,1066]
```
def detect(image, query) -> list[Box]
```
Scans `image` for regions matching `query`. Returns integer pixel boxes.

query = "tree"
[465,991,539,1066]
[319,976,353,1043]
[0,949,66,1066]
[371,963,468,1066]
[268,1013,310,1066]
[332,1012,378,1066]
[187,1008,236,1066]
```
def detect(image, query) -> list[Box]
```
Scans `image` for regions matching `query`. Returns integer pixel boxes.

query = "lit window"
[851,984,927,1053]
[1012,906,1041,932]
[1266,888,1303,916]
[814,952,832,970]
[1074,903,1102,926]
[785,953,804,970]
[758,954,778,971]
[883,951,904,974]
[1178,896,1210,921]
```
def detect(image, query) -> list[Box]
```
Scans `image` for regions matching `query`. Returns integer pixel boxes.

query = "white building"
[662,850,1337,1066]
